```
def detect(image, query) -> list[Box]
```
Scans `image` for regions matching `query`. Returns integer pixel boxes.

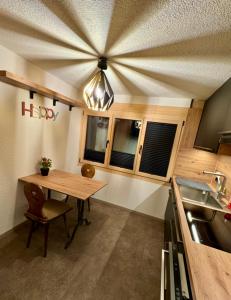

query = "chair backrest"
[24,183,46,219]
[81,163,95,178]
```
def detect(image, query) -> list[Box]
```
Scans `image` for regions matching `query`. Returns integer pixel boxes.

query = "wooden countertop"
[173,176,231,300]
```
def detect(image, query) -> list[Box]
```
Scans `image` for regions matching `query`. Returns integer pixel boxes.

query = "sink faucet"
[203,170,227,199]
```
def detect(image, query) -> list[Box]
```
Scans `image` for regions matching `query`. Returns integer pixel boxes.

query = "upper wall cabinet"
[194,78,231,153]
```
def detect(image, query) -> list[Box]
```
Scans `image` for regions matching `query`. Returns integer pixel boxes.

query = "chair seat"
[42,199,72,221]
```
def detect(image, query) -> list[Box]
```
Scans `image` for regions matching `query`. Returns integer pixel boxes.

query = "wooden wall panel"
[174,100,217,181]
[180,102,204,148]
[174,148,217,182]
[85,103,189,122]
[217,144,231,156]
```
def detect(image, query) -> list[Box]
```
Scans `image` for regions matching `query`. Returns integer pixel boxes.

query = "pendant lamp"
[83,57,114,111]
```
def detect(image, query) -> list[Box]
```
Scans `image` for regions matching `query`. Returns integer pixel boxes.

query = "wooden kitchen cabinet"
[194,78,231,153]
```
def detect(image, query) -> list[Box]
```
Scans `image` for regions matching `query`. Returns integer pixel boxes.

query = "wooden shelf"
[0,70,83,108]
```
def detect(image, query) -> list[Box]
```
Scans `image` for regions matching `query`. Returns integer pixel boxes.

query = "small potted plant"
[39,157,52,176]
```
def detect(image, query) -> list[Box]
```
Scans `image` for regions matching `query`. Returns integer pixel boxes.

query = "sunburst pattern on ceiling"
[0,0,230,101]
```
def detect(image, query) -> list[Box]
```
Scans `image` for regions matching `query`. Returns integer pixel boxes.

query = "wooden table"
[19,169,106,248]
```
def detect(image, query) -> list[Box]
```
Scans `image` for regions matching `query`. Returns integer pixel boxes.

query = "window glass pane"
[139,122,177,177]
[84,116,109,163]
[110,119,141,170]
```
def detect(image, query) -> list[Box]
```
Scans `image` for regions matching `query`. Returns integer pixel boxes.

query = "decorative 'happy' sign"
[21,102,59,121]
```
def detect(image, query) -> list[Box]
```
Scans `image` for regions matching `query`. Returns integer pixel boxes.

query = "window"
[110,118,141,170]
[84,116,109,164]
[80,110,183,182]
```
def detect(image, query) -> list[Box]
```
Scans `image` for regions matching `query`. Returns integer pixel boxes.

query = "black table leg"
[47,189,51,199]
[81,201,91,225]
[64,199,91,249]
[77,199,82,224]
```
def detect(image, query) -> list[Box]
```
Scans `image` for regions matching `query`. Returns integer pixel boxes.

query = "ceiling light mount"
[97,56,108,70]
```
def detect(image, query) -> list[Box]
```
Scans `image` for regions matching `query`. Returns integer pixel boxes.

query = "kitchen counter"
[173,176,231,300]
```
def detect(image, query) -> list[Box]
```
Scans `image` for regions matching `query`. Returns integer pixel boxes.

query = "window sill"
[78,160,171,185]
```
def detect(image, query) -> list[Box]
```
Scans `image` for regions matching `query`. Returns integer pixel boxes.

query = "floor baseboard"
[0,198,164,240]
[0,220,28,241]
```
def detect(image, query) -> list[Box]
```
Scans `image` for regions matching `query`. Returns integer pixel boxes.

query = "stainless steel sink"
[179,185,223,209]
[176,180,230,252]
[180,186,231,253]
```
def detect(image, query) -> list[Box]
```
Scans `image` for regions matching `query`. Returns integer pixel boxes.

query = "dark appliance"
[162,189,192,300]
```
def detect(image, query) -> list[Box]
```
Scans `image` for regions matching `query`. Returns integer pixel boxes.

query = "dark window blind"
[139,122,177,177]
[110,151,135,170]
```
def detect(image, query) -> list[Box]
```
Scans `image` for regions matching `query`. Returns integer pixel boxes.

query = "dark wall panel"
[194,78,231,152]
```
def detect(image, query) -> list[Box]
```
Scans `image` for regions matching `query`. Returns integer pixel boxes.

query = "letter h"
[22,101,33,117]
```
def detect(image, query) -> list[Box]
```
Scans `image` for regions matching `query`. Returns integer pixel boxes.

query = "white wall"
[0,44,78,235]
[88,169,170,219]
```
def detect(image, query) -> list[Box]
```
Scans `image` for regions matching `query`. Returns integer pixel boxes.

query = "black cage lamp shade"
[83,57,114,111]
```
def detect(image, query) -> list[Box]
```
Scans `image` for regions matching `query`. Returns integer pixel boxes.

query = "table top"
[19,169,107,200]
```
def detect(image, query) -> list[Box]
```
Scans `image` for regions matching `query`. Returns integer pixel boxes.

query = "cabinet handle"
[160,249,169,300]
[172,208,183,244]
[139,145,143,154]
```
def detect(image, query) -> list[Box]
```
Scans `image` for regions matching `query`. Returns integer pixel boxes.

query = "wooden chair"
[24,183,72,257]
[81,164,95,211]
